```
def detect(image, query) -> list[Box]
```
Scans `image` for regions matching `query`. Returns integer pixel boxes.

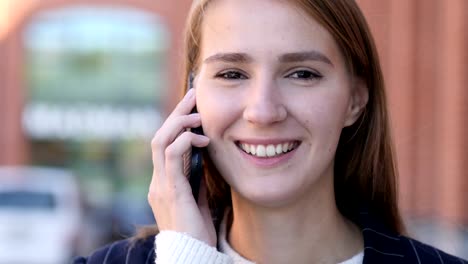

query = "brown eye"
[215,71,247,80]
[287,70,322,80]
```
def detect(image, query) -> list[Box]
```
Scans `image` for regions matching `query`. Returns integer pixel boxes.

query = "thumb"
[198,176,217,246]
[198,175,211,218]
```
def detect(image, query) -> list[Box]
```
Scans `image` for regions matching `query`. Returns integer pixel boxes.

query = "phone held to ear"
[188,73,204,201]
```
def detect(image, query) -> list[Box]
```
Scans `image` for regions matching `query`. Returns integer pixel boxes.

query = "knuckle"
[177,115,194,129]
[164,145,178,159]
[179,131,193,140]
[178,114,189,122]
[148,185,176,208]
[147,190,157,204]
[176,99,186,108]
[148,186,165,205]
[151,135,162,149]
[183,114,196,123]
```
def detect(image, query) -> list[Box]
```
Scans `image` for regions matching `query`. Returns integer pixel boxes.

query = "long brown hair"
[138,0,404,239]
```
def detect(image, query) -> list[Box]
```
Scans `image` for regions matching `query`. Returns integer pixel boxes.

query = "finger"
[149,132,208,210]
[150,88,197,169]
[149,131,204,202]
[150,114,202,188]
[168,88,196,118]
[152,113,201,159]
[164,131,209,186]
[150,88,198,159]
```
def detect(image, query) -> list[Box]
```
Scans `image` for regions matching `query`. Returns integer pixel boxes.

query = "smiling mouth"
[236,141,300,158]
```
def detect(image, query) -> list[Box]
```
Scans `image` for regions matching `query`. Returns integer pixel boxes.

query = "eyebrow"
[203,50,333,66]
[279,51,333,66]
[203,53,253,64]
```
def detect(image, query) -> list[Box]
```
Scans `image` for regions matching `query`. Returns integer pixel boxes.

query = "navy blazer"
[74,211,467,264]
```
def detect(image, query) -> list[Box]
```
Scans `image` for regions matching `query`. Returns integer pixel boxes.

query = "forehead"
[199,0,341,63]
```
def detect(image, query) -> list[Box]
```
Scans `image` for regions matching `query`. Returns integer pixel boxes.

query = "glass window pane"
[22,6,167,249]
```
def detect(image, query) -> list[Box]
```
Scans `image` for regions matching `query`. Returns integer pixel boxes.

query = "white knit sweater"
[155,215,364,264]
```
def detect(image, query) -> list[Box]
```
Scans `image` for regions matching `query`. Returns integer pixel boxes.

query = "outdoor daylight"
[0,0,466,263]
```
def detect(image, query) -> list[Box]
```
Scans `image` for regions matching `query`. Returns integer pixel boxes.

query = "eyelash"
[286,70,322,81]
[214,69,323,81]
[214,70,247,80]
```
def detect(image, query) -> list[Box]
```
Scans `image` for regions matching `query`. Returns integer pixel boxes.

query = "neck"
[228,174,363,264]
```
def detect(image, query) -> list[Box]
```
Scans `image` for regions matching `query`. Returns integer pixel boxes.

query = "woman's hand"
[148,88,217,247]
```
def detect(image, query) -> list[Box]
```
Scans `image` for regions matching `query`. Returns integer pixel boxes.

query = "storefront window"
[22,6,167,247]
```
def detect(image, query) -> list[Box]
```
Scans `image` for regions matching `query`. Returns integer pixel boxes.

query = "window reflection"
[22,6,167,252]
[0,191,56,210]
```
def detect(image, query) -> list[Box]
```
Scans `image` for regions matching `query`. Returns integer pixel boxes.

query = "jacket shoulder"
[73,236,155,264]
[358,209,467,263]
[400,236,467,263]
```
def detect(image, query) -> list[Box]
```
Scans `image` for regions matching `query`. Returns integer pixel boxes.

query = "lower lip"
[237,145,298,168]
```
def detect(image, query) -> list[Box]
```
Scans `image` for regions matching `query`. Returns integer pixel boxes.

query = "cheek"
[298,94,349,126]
[293,91,350,145]
[196,88,241,139]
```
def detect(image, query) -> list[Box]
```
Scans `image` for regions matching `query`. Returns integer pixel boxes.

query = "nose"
[242,78,287,125]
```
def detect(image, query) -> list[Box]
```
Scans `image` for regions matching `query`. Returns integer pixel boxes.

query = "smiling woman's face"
[195,0,367,207]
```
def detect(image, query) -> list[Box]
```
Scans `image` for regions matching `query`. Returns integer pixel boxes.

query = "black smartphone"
[187,73,204,201]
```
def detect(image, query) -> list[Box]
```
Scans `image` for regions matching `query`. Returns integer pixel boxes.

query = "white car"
[0,166,83,264]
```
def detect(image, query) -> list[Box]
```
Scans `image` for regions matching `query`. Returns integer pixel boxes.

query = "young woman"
[74,0,467,263]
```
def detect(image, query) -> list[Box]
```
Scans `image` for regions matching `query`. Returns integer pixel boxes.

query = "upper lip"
[234,138,301,145]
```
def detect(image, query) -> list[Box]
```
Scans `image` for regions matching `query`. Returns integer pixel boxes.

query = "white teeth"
[241,143,247,153]
[275,144,282,154]
[256,145,266,157]
[266,145,276,157]
[250,145,256,155]
[282,143,288,153]
[239,142,297,157]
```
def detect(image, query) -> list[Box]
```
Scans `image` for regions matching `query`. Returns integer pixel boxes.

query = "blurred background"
[0,0,466,263]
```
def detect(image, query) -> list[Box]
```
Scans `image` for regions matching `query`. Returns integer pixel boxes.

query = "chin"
[232,180,305,208]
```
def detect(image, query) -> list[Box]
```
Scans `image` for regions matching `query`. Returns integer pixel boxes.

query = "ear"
[344,77,368,127]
